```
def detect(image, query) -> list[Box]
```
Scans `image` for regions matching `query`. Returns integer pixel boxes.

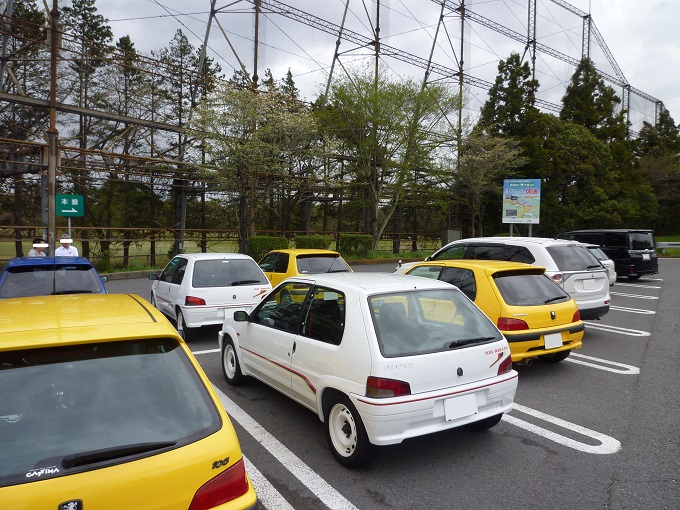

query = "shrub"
[248,235,289,262]
[294,235,333,250]
[338,234,373,256]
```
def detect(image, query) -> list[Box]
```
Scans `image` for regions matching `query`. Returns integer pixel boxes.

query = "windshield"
[630,232,655,250]
[587,247,609,262]
[0,264,105,298]
[545,245,602,271]
[192,258,268,287]
[0,338,220,487]
[370,289,502,357]
[493,273,570,306]
[296,255,351,274]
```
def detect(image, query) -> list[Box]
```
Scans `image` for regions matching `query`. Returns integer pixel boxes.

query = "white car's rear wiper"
[448,336,496,348]
[61,441,177,469]
[230,279,263,286]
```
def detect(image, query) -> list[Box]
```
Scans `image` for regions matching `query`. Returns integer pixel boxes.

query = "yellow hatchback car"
[258,249,352,289]
[405,260,584,363]
[0,294,258,510]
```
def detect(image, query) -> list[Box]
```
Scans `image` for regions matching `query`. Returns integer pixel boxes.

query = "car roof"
[5,256,95,268]
[443,237,581,248]
[559,229,654,233]
[0,294,179,350]
[408,259,546,274]
[269,249,341,256]
[178,252,255,261]
[286,271,453,292]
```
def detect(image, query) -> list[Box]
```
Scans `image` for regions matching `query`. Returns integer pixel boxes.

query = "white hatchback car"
[149,253,271,339]
[219,272,518,467]
[396,237,610,320]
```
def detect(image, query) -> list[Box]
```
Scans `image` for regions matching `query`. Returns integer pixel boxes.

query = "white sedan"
[218,272,518,467]
[149,253,271,340]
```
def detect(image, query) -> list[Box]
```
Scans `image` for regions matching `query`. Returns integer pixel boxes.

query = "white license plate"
[544,332,563,349]
[583,278,598,290]
[444,393,478,421]
[642,253,651,260]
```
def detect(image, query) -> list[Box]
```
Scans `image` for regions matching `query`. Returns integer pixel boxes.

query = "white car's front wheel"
[324,394,372,468]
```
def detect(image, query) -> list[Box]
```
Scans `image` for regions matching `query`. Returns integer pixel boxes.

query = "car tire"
[539,349,571,363]
[176,308,192,341]
[324,393,373,468]
[222,337,245,385]
[150,293,157,307]
[467,413,503,431]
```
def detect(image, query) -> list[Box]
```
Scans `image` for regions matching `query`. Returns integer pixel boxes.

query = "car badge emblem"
[550,311,556,320]
[59,500,83,510]
[232,294,236,299]
[457,367,463,376]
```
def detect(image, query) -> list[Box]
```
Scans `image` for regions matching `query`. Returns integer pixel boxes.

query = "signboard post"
[502,179,541,236]
[56,194,84,238]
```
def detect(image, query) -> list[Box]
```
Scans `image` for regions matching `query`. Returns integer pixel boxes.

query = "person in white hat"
[54,234,79,256]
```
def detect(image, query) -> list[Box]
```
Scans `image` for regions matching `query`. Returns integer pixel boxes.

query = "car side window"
[439,267,477,301]
[432,245,467,261]
[160,257,183,283]
[252,282,311,334]
[603,233,626,247]
[504,246,535,264]
[407,266,442,279]
[469,244,505,260]
[302,287,345,345]
[172,258,188,285]
[259,252,289,273]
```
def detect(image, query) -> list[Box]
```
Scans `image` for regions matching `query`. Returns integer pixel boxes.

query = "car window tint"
[370,289,501,357]
[252,282,311,334]
[406,266,442,279]
[587,247,608,262]
[630,232,654,250]
[504,246,535,264]
[260,252,288,273]
[440,267,477,301]
[193,259,268,287]
[302,287,345,345]
[173,258,188,285]
[296,255,351,274]
[0,338,220,487]
[545,246,600,271]
[493,273,570,306]
[469,245,505,260]
[0,265,104,298]
[603,233,626,247]
[160,257,182,283]
[561,232,601,244]
[431,245,466,260]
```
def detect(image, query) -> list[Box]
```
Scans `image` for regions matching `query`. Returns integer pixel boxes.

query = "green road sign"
[56,194,84,217]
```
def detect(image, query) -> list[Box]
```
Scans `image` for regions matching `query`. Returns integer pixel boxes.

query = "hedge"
[248,235,289,262]
[294,234,333,250]
[338,234,373,256]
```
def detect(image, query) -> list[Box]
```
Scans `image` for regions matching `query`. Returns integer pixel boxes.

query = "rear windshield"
[493,273,570,306]
[545,245,601,271]
[193,258,268,287]
[370,289,502,357]
[0,338,220,487]
[0,265,104,298]
[630,232,655,250]
[296,255,351,274]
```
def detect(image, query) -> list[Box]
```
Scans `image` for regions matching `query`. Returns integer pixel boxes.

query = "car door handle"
[290,341,296,356]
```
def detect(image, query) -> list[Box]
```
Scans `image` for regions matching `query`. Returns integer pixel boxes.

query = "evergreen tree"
[478,53,539,137]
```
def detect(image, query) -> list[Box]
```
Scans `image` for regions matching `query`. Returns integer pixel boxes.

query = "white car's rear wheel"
[221,338,245,385]
[176,309,192,341]
[325,394,372,468]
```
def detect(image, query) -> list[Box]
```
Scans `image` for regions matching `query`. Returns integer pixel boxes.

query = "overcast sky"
[90,0,679,131]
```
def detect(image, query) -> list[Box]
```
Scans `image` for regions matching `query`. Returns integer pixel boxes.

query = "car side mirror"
[424,256,431,261]
[100,276,108,283]
[397,259,402,267]
[233,310,249,322]
[148,274,159,281]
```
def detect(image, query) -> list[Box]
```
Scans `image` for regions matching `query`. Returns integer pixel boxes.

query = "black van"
[556,229,658,280]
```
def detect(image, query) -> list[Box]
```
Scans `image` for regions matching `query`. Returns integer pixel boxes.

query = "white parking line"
[213,386,359,510]
[243,456,296,510]
[504,403,621,454]
[609,305,656,315]
[192,348,220,355]
[565,353,640,374]
[609,292,658,300]
[584,323,650,337]
[614,282,661,289]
